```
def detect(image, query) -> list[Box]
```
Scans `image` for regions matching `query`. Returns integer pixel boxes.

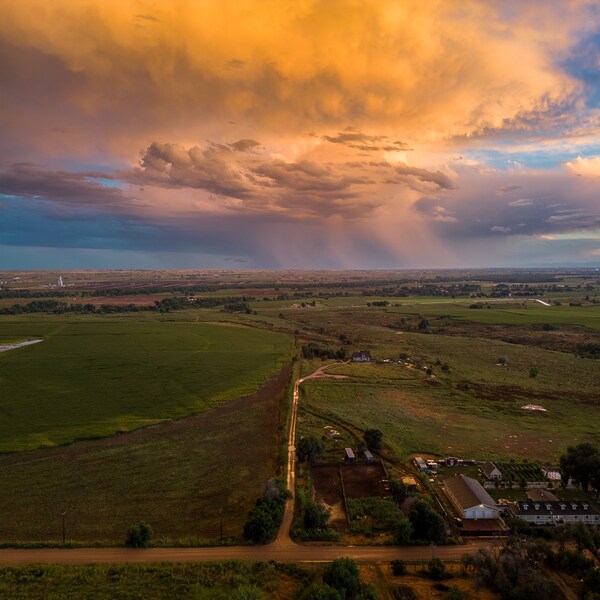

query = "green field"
[0,364,290,542]
[296,328,600,462]
[0,318,292,452]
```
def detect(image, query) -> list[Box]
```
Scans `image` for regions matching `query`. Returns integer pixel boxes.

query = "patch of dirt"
[311,462,389,529]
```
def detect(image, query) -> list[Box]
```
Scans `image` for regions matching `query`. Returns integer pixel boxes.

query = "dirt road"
[0,539,494,565]
[0,361,497,566]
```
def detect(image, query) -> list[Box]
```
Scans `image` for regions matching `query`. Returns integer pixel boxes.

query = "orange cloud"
[0,0,593,161]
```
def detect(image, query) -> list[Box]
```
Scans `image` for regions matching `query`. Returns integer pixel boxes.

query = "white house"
[512,501,600,525]
[444,474,500,520]
[482,461,502,481]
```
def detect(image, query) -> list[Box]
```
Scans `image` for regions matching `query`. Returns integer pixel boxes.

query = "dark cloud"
[387,164,455,190]
[229,139,261,152]
[0,163,130,207]
[414,171,600,239]
[125,142,255,199]
[322,131,410,152]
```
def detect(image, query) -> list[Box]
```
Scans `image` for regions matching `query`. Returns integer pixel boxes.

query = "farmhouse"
[482,461,502,481]
[351,350,372,363]
[444,474,500,519]
[512,501,600,525]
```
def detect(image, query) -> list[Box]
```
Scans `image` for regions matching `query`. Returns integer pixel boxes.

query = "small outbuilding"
[482,461,502,481]
[351,350,372,363]
[344,448,355,461]
[363,449,373,461]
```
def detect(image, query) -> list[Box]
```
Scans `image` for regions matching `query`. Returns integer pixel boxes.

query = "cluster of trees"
[297,436,325,463]
[560,442,600,491]
[576,342,600,359]
[223,302,251,313]
[464,536,600,600]
[346,496,445,545]
[243,478,289,544]
[0,295,257,315]
[301,343,347,360]
[299,558,379,600]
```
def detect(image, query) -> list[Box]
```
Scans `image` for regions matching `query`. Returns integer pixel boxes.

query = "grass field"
[0,318,292,452]
[0,561,310,599]
[297,329,600,462]
[0,364,291,543]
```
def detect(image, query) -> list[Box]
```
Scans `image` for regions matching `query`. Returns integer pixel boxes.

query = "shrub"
[125,522,152,548]
[390,559,406,576]
[323,558,360,598]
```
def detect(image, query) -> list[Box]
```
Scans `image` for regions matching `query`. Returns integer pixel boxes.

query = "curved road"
[0,362,496,566]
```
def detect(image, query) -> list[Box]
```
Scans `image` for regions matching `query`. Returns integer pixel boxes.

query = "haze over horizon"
[1,1,600,270]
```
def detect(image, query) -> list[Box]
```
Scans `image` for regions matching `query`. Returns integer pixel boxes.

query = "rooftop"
[444,474,498,510]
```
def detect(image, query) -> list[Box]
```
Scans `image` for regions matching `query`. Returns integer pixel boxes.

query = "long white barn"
[444,474,500,520]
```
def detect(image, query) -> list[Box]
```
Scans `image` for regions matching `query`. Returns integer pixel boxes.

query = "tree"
[389,478,408,504]
[428,558,445,581]
[304,499,331,530]
[355,585,379,600]
[364,429,383,450]
[125,522,152,547]
[243,505,276,544]
[444,588,466,600]
[302,585,343,600]
[390,559,406,576]
[408,499,446,543]
[560,443,600,492]
[529,366,539,378]
[323,558,360,599]
[297,435,325,463]
[393,517,413,545]
[498,355,509,366]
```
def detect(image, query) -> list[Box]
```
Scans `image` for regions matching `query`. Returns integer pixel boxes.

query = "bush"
[444,588,467,600]
[391,585,418,600]
[125,522,152,548]
[428,558,445,581]
[323,558,360,598]
[304,499,331,531]
[390,559,406,576]
[364,429,383,450]
[297,436,324,463]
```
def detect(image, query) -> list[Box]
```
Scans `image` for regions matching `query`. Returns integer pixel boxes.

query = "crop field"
[0,317,292,452]
[0,364,291,543]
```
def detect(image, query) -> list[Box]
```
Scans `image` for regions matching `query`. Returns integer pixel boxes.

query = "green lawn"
[0,318,292,452]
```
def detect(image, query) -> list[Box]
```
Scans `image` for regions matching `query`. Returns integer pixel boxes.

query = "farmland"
[0,268,599,546]
[0,318,292,452]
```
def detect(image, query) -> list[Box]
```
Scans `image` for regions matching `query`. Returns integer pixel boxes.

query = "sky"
[1,0,600,270]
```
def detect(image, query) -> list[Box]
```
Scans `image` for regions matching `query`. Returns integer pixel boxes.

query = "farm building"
[511,501,600,525]
[413,457,428,472]
[482,461,502,481]
[344,448,355,461]
[351,350,372,363]
[444,474,500,520]
[363,449,373,461]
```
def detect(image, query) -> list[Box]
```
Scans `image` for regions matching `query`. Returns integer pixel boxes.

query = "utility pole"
[62,512,67,544]
[219,508,223,541]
